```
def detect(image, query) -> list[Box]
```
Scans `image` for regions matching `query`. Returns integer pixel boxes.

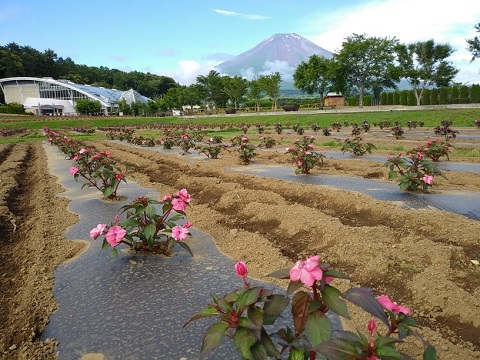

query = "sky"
[1,0,480,86]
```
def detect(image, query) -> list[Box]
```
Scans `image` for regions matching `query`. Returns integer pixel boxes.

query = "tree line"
[1,23,480,115]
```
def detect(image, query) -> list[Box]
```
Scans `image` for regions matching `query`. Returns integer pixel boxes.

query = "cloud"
[163,60,218,86]
[213,8,269,20]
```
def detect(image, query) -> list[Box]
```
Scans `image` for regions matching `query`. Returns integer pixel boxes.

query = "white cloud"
[213,8,269,20]
[164,60,218,85]
[304,0,480,83]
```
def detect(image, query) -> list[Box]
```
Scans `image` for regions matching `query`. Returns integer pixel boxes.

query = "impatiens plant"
[286,136,325,174]
[175,133,196,154]
[258,136,276,149]
[185,256,436,359]
[90,189,193,258]
[70,147,134,199]
[341,137,376,156]
[231,135,257,164]
[385,152,446,192]
[412,138,452,162]
[196,138,227,159]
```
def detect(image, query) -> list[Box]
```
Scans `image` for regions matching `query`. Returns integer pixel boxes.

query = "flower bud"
[367,317,377,333]
[235,261,248,277]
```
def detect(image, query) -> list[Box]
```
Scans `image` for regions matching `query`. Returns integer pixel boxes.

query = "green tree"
[439,87,449,104]
[222,75,248,109]
[380,92,387,105]
[421,88,431,105]
[430,88,439,105]
[470,83,480,103]
[258,72,282,111]
[466,23,480,62]
[393,91,400,105]
[451,85,459,104]
[75,99,102,115]
[459,85,469,103]
[334,33,399,108]
[400,90,408,105]
[407,90,415,106]
[293,55,336,109]
[387,92,394,105]
[396,40,458,106]
[196,70,226,109]
[246,78,264,112]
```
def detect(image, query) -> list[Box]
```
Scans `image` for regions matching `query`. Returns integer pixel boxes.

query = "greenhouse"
[0,76,150,115]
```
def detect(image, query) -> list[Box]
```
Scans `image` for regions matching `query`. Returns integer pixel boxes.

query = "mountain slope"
[215,33,333,79]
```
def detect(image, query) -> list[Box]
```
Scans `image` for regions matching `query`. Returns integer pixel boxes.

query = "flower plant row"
[186,257,437,359]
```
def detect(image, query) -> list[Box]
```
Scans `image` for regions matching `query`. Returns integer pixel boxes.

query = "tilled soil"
[1,130,479,359]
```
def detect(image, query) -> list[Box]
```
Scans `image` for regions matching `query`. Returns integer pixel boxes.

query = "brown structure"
[324,93,345,107]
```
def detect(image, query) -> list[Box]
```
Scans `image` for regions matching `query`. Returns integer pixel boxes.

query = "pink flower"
[426,140,432,146]
[79,148,86,154]
[69,166,79,175]
[297,161,303,167]
[115,173,122,180]
[423,175,433,185]
[172,198,186,212]
[308,144,315,149]
[367,318,377,333]
[285,147,290,152]
[386,155,391,160]
[162,193,172,202]
[171,225,189,241]
[184,221,193,228]
[89,224,106,239]
[72,155,79,161]
[305,151,311,155]
[323,276,333,284]
[289,255,323,286]
[105,226,126,246]
[241,137,248,142]
[377,294,411,315]
[177,188,191,203]
[235,261,248,277]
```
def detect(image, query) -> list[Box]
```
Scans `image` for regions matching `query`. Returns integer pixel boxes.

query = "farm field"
[1,110,480,359]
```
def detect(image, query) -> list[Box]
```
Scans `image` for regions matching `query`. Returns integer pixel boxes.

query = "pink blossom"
[241,137,248,142]
[172,198,186,211]
[323,276,333,284]
[235,261,248,277]
[184,221,193,228]
[162,193,172,202]
[423,175,433,185]
[289,255,323,286]
[115,173,122,180]
[305,151,311,155]
[426,140,432,146]
[285,148,290,152]
[377,294,411,315]
[297,161,303,167]
[171,225,189,241]
[69,166,79,176]
[79,148,86,154]
[367,318,377,333]
[89,224,106,239]
[72,155,79,161]
[386,155,391,160]
[114,214,119,223]
[308,144,315,149]
[177,188,191,203]
[105,226,126,246]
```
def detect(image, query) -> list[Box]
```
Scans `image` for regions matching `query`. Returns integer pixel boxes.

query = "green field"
[1,107,480,144]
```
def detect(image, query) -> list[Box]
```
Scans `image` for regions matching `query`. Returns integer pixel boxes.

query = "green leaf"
[247,306,264,329]
[103,186,114,197]
[259,328,281,358]
[287,348,305,360]
[263,294,289,325]
[376,345,404,358]
[250,342,268,360]
[267,268,291,279]
[110,247,118,258]
[321,284,350,319]
[323,269,349,280]
[315,338,360,358]
[216,298,233,314]
[120,218,140,228]
[343,287,389,327]
[306,310,332,347]
[201,322,229,353]
[233,327,257,359]
[286,280,303,295]
[178,242,193,256]
[291,291,310,335]
[423,344,437,360]
[236,287,262,313]
[145,204,156,218]
[183,306,221,327]
[144,223,156,242]
[102,239,110,249]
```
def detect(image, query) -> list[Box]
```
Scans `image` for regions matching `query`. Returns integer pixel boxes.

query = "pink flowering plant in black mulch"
[286,135,326,174]
[186,256,436,359]
[90,189,194,258]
